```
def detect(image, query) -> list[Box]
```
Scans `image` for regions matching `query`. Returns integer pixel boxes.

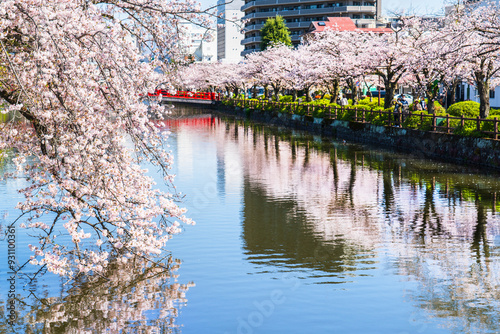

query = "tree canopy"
[260,15,292,50]
[0,0,213,279]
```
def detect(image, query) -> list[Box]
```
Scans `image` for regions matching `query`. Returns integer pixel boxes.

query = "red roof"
[309,17,392,34]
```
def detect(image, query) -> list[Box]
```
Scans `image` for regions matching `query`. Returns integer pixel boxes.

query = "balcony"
[242,0,376,12]
[242,6,377,21]
[241,34,302,46]
[241,36,262,45]
[244,21,311,33]
[243,23,265,32]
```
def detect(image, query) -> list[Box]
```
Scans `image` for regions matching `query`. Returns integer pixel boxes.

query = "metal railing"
[228,98,500,140]
[149,90,222,101]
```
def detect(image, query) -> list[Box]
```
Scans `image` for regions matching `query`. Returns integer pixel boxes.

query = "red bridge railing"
[148,90,222,101]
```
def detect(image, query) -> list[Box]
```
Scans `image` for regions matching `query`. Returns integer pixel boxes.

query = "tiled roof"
[309,17,392,33]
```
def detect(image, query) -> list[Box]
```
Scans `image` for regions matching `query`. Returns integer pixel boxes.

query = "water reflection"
[1,256,192,334]
[201,114,500,331]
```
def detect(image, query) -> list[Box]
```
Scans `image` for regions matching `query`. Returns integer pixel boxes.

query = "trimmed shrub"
[480,114,500,133]
[279,95,293,102]
[433,100,445,114]
[403,111,430,129]
[358,97,385,109]
[447,101,480,118]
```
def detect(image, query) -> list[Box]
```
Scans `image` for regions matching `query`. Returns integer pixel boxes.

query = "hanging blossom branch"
[0,0,218,279]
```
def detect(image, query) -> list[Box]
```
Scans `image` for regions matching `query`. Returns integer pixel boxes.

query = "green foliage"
[447,101,480,118]
[306,98,330,106]
[479,114,500,133]
[279,95,293,102]
[490,109,500,116]
[0,113,8,122]
[357,97,385,109]
[303,99,330,117]
[352,104,371,110]
[402,111,431,130]
[260,16,292,50]
[224,97,497,139]
[433,100,445,113]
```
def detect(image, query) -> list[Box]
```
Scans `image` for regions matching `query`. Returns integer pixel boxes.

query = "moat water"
[1,106,500,333]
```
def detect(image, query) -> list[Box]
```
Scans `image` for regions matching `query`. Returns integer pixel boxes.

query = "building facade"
[178,20,217,63]
[241,0,382,55]
[217,0,245,63]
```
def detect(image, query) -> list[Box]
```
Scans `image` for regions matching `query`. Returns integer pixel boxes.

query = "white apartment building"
[217,0,245,63]
[241,0,382,55]
[178,20,217,63]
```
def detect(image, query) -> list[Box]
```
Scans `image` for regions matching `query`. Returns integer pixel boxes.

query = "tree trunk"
[426,97,435,114]
[347,79,359,106]
[293,89,298,102]
[264,85,269,99]
[476,75,490,118]
[384,82,396,109]
[448,78,459,107]
[273,87,280,101]
[351,85,358,106]
[328,80,340,104]
[305,87,312,102]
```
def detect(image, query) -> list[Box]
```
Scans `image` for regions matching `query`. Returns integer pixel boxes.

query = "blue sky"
[383,0,445,15]
[200,0,446,15]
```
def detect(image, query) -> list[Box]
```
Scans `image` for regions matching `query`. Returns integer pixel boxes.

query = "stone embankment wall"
[216,105,500,171]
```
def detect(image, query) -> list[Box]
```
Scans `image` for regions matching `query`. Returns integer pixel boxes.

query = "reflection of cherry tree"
[15,256,193,333]
[389,206,500,333]
[205,119,500,325]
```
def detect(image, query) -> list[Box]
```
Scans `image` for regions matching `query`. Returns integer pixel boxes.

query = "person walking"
[420,96,426,110]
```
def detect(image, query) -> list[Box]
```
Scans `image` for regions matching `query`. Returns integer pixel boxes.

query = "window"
[352,14,361,19]
[353,1,361,5]
[490,89,496,99]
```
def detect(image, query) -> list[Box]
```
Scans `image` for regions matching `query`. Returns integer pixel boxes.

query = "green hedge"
[223,98,496,139]
[358,97,385,109]
[279,95,293,103]
[447,101,480,118]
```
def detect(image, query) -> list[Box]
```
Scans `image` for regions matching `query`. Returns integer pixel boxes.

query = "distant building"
[217,0,245,63]
[178,20,217,63]
[241,0,382,56]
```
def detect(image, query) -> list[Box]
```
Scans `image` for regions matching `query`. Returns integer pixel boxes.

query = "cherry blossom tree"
[289,45,321,102]
[244,51,273,99]
[308,28,372,105]
[450,2,500,117]
[0,0,216,278]
[245,44,294,100]
[400,17,455,114]
[367,28,407,109]
[307,30,349,103]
